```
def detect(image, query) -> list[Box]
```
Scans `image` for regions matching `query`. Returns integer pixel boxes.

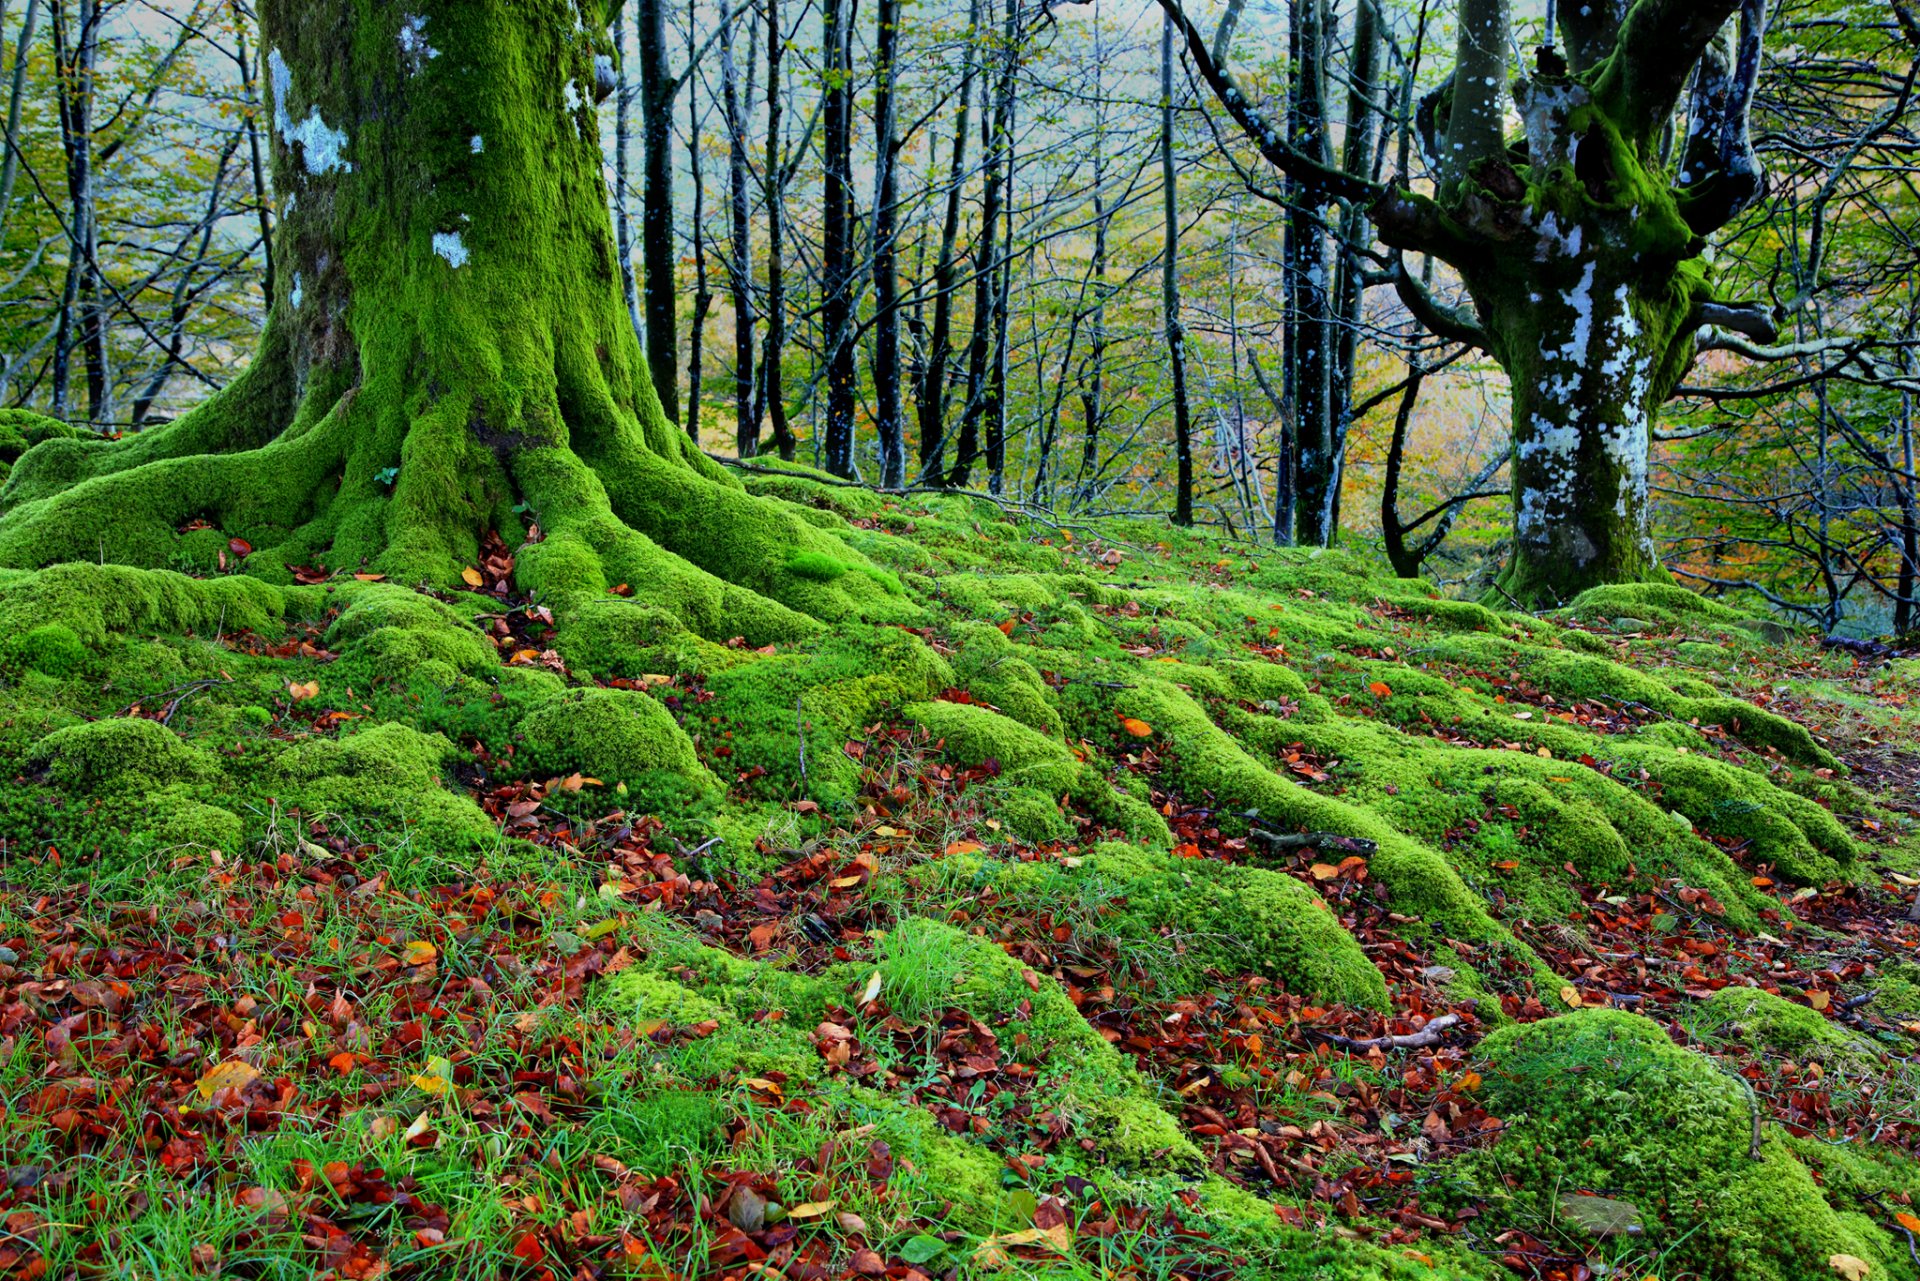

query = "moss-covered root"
[1108,678,1561,995]
[1450,1010,1915,1281]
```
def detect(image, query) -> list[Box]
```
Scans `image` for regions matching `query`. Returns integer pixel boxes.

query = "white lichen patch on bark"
[399,14,440,72]
[432,232,470,268]
[268,49,352,176]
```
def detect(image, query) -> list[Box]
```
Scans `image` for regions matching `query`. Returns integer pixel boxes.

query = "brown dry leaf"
[1809,990,1832,1011]
[461,567,486,587]
[1829,1255,1871,1281]
[974,1224,1073,1259]
[785,1201,834,1220]
[1559,986,1583,1009]
[1308,863,1339,881]
[403,940,438,965]
[287,680,320,701]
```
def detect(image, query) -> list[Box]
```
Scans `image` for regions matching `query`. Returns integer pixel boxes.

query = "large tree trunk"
[0,0,894,642]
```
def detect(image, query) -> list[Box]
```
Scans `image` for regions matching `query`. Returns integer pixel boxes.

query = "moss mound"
[1453,1010,1897,1281]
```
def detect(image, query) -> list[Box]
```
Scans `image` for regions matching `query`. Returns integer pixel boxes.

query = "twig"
[1317,1013,1461,1052]
[1249,828,1379,857]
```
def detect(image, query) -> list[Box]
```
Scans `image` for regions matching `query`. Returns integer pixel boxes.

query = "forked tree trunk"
[0,0,891,642]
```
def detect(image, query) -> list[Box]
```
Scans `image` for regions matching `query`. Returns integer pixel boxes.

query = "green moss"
[1449,1010,1893,1281]
[1687,987,1882,1065]
[903,699,1078,792]
[1087,842,1388,1008]
[516,687,714,797]
[1563,582,1743,627]
[1615,745,1855,882]
[324,583,497,675]
[147,788,245,853]
[994,785,1072,845]
[278,722,457,793]
[32,717,214,789]
[785,550,849,582]
[870,917,1197,1168]
[11,623,88,677]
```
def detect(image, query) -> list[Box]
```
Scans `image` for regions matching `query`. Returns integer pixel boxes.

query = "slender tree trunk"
[1075,14,1108,508]
[637,0,679,422]
[915,0,981,484]
[720,15,756,456]
[684,0,711,445]
[1160,13,1193,526]
[869,0,904,489]
[820,0,857,478]
[229,1,274,313]
[949,0,1016,490]
[758,0,794,460]
[985,13,1016,497]
[613,13,645,343]
[1285,0,1332,545]
[0,0,42,254]
[1897,383,1917,635]
[1324,0,1379,536]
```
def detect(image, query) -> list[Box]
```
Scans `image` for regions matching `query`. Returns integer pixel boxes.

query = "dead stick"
[1250,829,1379,856]
[1318,1013,1461,1051]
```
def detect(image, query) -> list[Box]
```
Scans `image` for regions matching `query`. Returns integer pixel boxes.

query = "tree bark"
[684,0,711,445]
[720,14,756,457]
[757,0,795,460]
[636,0,679,423]
[1160,14,1193,527]
[949,0,1016,490]
[820,0,857,479]
[0,0,892,644]
[869,0,905,488]
[914,0,981,484]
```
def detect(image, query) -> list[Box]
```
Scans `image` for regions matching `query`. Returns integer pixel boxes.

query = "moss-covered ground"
[0,464,1916,1280]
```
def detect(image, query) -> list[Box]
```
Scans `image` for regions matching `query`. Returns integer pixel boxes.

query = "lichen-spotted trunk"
[1455,85,1704,610]
[1492,232,1681,606]
[0,0,898,640]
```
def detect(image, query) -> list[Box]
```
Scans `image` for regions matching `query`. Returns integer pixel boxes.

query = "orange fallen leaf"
[328,1052,357,1076]
[353,572,386,581]
[287,680,319,701]
[1367,681,1393,698]
[945,840,984,856]
[1308,863,1339,881]
[786,1201,835,1220]
[1808,990,1831,1011]
[1559,986,1582,1009]
[1120,717,1154,738]
[461,567,486,588]
[1896,1211,1920,1234]
[403,940,438,965]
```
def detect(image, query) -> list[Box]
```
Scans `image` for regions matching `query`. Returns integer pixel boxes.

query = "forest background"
[0,0,1913,633]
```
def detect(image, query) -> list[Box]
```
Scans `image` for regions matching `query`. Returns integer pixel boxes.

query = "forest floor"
[0,464,1916,1281]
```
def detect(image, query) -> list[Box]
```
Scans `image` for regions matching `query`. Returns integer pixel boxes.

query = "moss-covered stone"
[32,717,214,789]
[1450,1010,1893,1281]
[903,699,1078,792]
[517,687,714,796]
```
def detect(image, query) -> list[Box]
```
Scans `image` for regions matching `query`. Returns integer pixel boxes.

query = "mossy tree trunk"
[0,0,892,641]
[1165,0,1780,607]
